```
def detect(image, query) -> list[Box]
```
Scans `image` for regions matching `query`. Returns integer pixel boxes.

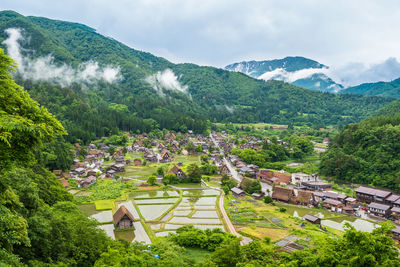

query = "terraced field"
[79,187,226,244]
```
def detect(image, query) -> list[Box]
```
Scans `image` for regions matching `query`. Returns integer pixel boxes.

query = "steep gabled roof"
[169,165,184,175]
[113,205,135,224]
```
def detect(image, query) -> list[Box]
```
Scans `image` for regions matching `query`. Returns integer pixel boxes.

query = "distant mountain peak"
[225,56,342,93]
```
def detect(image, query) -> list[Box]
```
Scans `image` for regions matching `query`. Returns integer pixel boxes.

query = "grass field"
[94,199,115,210]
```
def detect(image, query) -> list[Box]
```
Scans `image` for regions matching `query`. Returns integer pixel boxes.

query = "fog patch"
[2,28,121,86]
[225,105,234,113]
[145,68,189,97]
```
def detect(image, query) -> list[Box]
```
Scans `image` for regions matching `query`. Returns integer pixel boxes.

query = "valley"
[2,7,400,267]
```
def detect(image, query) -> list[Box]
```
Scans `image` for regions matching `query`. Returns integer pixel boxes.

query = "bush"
[263,196,273,204]
[147,175,157,185]
[279,207,287,213]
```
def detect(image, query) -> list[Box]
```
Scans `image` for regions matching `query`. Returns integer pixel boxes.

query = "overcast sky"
[2,0,400,86]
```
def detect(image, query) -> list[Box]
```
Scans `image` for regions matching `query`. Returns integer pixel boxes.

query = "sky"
[1,0,400,86]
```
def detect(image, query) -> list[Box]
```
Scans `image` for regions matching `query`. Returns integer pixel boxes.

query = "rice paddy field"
[224,194,377,245]
[78,187,226,244]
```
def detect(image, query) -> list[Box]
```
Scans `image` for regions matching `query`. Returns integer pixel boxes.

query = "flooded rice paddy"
[137,204,173,221]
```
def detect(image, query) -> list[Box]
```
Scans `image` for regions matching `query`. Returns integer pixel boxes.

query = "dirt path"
[202,180,252,245]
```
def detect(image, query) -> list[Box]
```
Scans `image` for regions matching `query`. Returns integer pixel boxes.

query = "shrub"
[147,175,157,185]
[264,196,273,204]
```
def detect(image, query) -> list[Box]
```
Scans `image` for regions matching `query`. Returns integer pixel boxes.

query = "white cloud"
[225,105,234,114]
[2,28,121,86]
[3,0,400,69]
[330,58,400,87]
[258,67,329,83]
[145,69,189,96]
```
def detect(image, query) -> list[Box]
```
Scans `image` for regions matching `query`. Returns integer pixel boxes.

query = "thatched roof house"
[296,190,314,205]
[113,205,135,229]
[272,186,295,202]
[168,165,187,178]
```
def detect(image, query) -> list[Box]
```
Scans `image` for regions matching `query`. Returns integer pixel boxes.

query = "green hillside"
[341,78,400,98]
[0,11,393,143]
[320,113,400,191]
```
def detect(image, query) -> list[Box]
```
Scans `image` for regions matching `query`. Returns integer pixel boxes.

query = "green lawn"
[174,154,200,164]
[125,152,144,160]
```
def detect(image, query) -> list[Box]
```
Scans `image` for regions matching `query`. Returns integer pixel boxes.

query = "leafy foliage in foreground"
[320,114,400,191]
[0,49,111,266]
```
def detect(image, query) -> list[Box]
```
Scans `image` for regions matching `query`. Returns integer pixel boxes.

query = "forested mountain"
[341,78,400,99]
[320,113,400,192]
[0,11,393,144]
[225,56,343,92]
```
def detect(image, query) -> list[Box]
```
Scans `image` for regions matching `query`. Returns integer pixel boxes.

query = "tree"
[0,48,65,165]
[108,146,116,155]
[147,176,156,185]
[156,166,165,176]
[211,239,243,267]
[196,145,203,153]
[240,178,261,194]
[187,164,202,183]
[163,174,179,185]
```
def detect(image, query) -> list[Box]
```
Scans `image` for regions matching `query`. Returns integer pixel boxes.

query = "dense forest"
[320,113,400,191]
[0,11,395,144]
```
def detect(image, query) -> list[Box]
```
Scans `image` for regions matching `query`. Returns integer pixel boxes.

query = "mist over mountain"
[225,56,344,93]
[0,11,392,143]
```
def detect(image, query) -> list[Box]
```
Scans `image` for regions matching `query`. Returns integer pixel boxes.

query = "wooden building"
[303,214,321,225]
[231,187,246,198]
[272,186,295,203]
[368,202,391,217]
[355,186,392,204]
[113,205,135,230]
[168,165,187,179]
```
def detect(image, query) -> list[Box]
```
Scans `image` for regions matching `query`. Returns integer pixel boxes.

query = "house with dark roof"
[301,181,332,191]
[368,202,391,217]
[392,226,400,240]
[231,187,246,198]
[391,207,400,220]
[355,186,392,204]
[385,194,400,206]
[113,205,135,229]
[79,176,96,188]
[303,214,321,224]
[323,198,344,212]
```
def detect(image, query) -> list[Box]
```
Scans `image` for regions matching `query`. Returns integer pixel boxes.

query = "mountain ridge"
[340,78,400,99]
[225,56,343,93]
[0,10,393,143]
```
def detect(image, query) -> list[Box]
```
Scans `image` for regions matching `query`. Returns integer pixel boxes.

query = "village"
[51,127,400,249]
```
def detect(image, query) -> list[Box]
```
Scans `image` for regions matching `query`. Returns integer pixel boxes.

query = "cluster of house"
[355,186,400,220]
